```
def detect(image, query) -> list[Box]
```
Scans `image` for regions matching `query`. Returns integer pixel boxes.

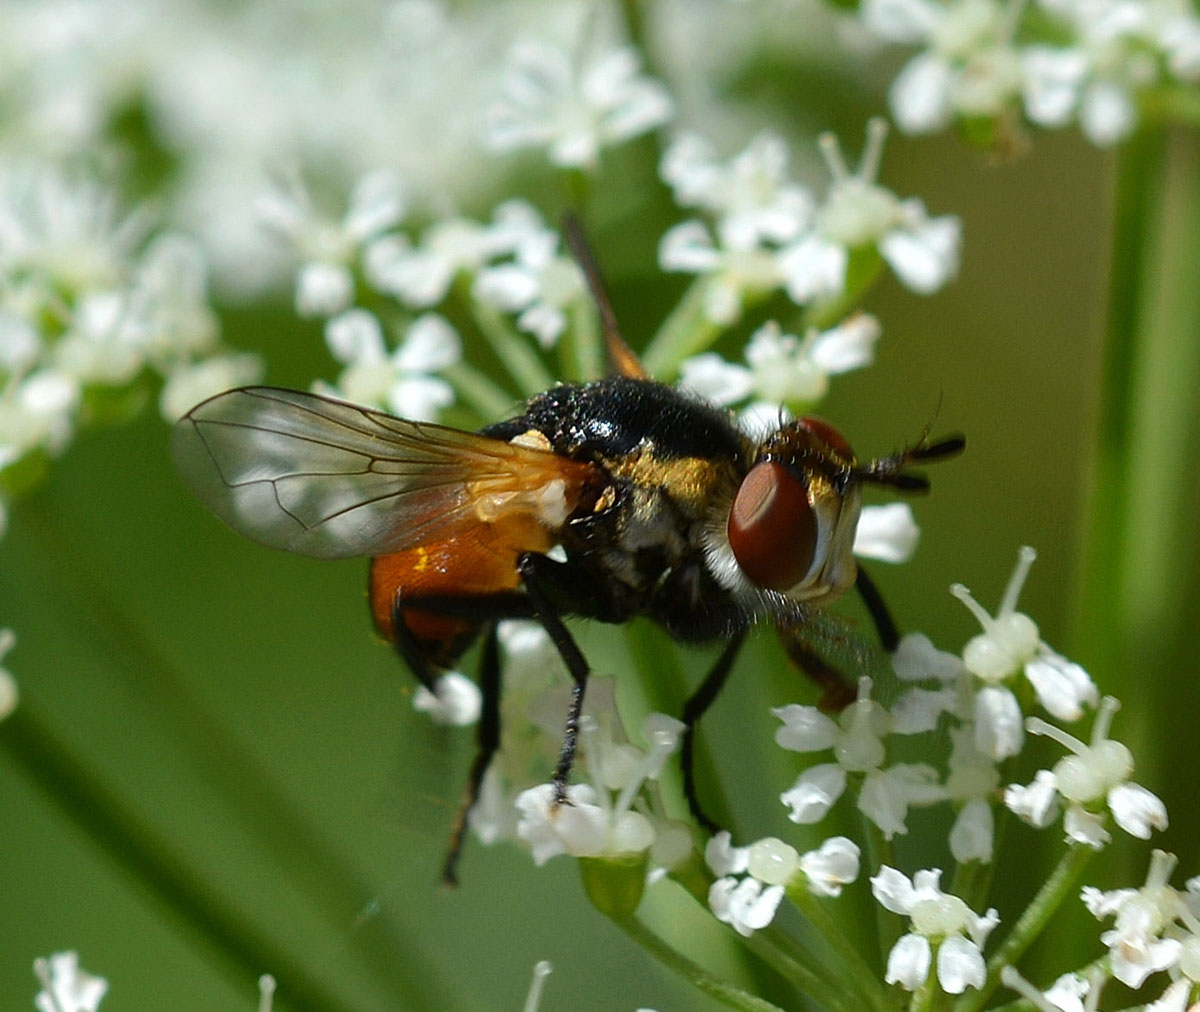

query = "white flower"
[952,546,1099,760]
[871,866,999,994]
[514,707,686,866]
[482,41,672,169]
[775,678,942,838]
[472,217,584,348]
[658,220,784,324]
[318,309,459,421]
[259,168,406,319]
[412,672,482,727]
[709,875,786,936]
[34,951,108,1012]
[1083,850,1189,988]
[1006,696,1167,847]
[778,120,961,302]
[679,315,880,411]
[660,131,814,249]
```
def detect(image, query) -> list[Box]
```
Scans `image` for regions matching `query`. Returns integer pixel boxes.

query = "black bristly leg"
[516,552,593,803]
[441,625,501,886]
[854,564,901,652]
[680,630,746,833]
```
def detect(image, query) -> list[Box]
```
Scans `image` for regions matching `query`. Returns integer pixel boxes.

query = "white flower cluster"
[260,177,597,418]
[706,831,861,936]
[482,41,673,168]
[659,121,961,327]
[862,0,1200,146]
[690,545,1172,999]
[0,161,259,531]
[463,623,691,876]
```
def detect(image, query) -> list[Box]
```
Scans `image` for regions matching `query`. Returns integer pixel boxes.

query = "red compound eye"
[727,461,816,592]
[798,415,854,459]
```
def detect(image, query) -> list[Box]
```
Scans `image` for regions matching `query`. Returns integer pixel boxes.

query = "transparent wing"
[172,386,598,559]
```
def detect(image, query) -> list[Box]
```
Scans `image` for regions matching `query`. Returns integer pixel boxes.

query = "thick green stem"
[611,916,790,1012]
[1069,123,1200,775]
[952,844,1095,1012]
[786,885,892,1012]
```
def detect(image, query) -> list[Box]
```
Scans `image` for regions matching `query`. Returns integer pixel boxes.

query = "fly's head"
[705,416,964,610]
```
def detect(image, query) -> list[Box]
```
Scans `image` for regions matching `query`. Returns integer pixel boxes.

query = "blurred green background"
[4,3,1200,1010]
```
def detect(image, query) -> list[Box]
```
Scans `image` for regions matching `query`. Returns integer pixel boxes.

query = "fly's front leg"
[681,630,746,833]
[516,552,593,803]
[855,564,900,652]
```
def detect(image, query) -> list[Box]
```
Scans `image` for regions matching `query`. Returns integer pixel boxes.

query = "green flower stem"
[641,278,727,378]
[952,844,1096,1012]
[564,297,605,382]
[802,249,885,333]
[786,885,892,1012]
[740,931,863,1012]
[470,301,556,396]
[610,915,790,1012]
[667,854,856,1011]
[864,817,905,961]
[443,360,520,420]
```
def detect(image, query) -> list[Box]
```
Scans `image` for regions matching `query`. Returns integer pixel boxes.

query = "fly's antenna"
[853,433,966,492]
[562,212,649,380]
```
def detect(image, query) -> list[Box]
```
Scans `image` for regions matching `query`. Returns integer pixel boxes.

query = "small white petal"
[780,764,847,823]
[936,935,986,994]
[777,234,847,303]
[1080,80,1136,146]
[974,685,1024,760]
[326,309,386,365]
[871,865,919,914]
[885,933,932,990]
[809,314,880,374]
[799,836,861,896]
[296,261,354,318]
[396,313,461,372]
[1108,783,1168,838]
[412,672,481,726]
[890,54,954,134]
[949,798,995,864]
[772,704,840,752]
[854,503,920,562]
[659,221,720,273]
[709,877,785,936]
[1025,651,1098,721]
[678,354,755,406]
[1022,47,1087,126]
[880,214,961,294]
[1064,805,1111,848]
[705,831,750,876]
[892,633,966,684]
[1004,769,1060,827]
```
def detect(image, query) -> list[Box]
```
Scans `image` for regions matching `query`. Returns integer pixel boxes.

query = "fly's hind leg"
[516,552,597,804]
[390,589,531,884]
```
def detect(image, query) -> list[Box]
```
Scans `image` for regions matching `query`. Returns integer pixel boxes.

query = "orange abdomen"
[369,514,557,667]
